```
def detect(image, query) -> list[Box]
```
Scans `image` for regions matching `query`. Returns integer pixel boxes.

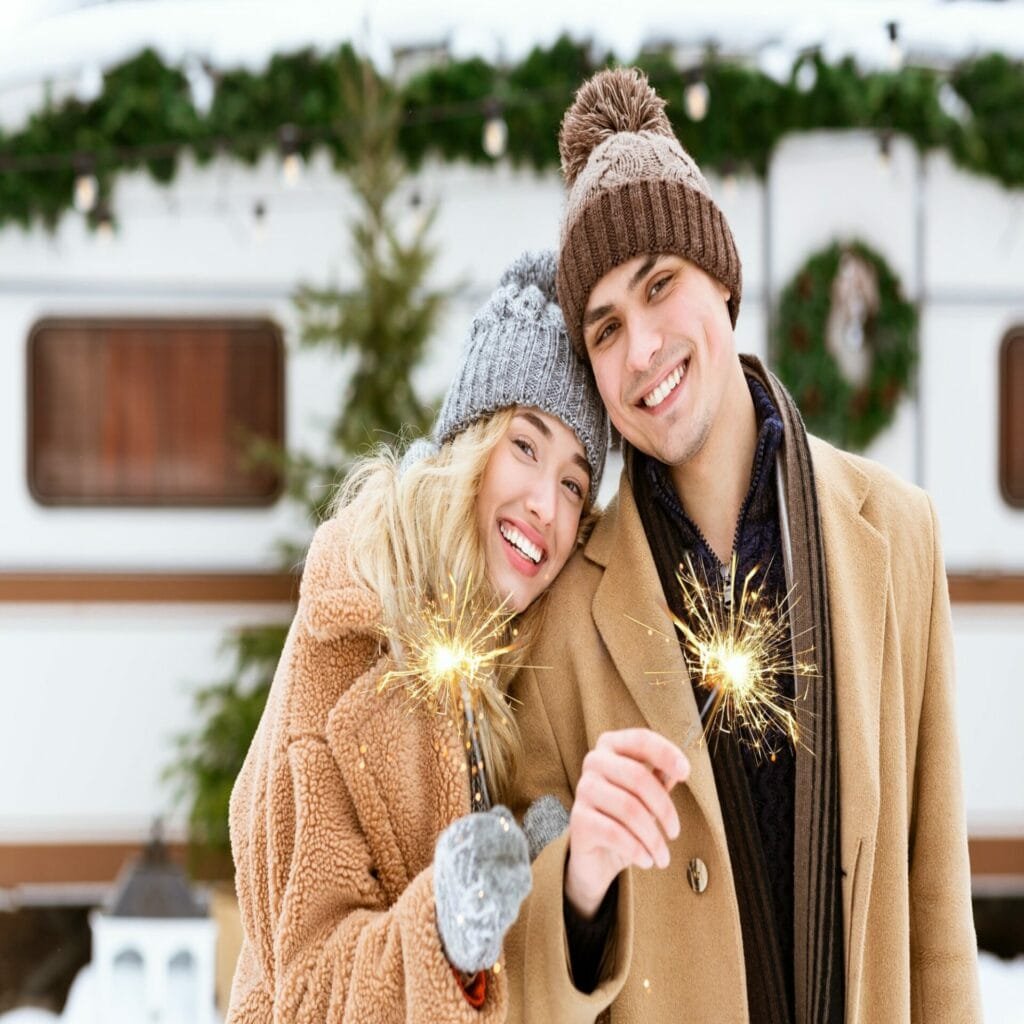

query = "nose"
[624,314,662,374]
[525,470,559,526]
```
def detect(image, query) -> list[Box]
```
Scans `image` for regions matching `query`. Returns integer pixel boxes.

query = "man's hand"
[565,728,689,918]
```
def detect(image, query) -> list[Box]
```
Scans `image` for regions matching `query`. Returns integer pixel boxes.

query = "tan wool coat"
[225,515,508,1024]
[504,437,982,1024]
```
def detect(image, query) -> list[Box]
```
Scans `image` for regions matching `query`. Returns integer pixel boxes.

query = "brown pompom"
[558,67,673,187]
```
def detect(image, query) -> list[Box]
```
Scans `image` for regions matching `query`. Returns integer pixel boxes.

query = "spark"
[634,555,815,761]
[378,575,520,807]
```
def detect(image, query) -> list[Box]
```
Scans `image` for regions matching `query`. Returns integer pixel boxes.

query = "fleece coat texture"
[504,436,981,1024]
[225,515,508,1024]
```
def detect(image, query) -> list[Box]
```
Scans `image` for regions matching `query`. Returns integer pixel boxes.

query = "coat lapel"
[588,474,729,850]
[810,440,886,983]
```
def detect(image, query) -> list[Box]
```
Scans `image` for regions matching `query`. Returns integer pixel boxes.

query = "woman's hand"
[434,805,532,973]
[564,728,689,918]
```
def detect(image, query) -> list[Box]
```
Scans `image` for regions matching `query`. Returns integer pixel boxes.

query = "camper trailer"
[0,0,1021,1013]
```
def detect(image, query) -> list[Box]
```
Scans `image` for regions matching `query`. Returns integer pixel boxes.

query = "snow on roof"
[1,0,1023,100]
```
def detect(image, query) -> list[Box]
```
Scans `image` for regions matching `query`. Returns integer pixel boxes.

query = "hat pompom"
[558,67,673,188]
[498,249,558,305]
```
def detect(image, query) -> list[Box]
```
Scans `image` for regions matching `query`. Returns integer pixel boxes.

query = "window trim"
[999,326,1024,509]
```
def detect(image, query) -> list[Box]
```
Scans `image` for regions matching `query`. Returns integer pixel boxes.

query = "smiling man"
[504,68,981,1024]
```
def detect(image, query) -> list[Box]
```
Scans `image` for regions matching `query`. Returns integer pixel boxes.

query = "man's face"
[581,254,735,467]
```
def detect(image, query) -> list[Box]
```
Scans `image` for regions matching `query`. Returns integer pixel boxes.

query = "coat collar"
[586,476,731,855]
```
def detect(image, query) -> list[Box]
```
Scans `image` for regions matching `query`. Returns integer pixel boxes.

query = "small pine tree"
[166,56,449,862]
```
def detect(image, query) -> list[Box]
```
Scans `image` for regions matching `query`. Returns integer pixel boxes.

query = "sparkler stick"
[378,575,518,810]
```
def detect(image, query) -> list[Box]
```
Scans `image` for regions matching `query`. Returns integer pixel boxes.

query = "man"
[505,67,981,1023]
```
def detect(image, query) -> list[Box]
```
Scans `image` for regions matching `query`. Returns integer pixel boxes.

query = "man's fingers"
[576,773,672,867]
[596,728,690,787]
[573,805,657,871]
[583,743,682,841]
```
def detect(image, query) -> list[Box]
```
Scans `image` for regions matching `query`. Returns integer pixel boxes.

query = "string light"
[887,21,903,72]
[278,124,304,187]
[73,159,98,214]
[93,201,114,242]
[482,101,507,160]
[684,75,710,122]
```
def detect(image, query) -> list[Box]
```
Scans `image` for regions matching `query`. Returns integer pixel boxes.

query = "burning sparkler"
[635,555,814,761]
[678,554,813,760]
[378,575,519,809]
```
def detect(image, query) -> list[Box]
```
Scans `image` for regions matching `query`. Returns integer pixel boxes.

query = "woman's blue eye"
[513,437,535,458]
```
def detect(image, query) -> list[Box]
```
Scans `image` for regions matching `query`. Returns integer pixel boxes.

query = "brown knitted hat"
[555,67,742,357]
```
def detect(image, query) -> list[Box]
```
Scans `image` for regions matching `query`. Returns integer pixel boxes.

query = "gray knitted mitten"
[434,805,532,973]
[522,794,570,862]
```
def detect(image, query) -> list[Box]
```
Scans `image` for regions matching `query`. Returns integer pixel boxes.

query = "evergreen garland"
[2,40,1024,231]
[774,240,918,452]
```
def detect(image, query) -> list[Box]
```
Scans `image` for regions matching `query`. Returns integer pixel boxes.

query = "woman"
[225,251,608,1024]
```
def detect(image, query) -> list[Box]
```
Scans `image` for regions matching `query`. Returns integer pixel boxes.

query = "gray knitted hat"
[556,67,742,357]
[434,249,609,492]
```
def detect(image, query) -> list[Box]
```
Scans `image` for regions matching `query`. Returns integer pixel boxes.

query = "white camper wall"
[0,602,293,842]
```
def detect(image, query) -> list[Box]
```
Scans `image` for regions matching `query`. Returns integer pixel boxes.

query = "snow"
[2,0,1024,102]
[980,951,1024,1024]
[0,951,1020,1021]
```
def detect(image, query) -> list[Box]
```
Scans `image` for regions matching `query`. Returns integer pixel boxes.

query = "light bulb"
[685,80,710,122]
[482,115,507,159]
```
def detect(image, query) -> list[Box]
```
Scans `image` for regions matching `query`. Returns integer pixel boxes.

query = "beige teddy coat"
[225,515,508,1024]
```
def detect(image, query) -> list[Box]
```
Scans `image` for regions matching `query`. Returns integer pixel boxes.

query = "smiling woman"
[223,249,608,1024]
[476,408,590,613]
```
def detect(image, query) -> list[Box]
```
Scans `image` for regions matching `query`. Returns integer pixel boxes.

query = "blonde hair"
[333,408,549,802]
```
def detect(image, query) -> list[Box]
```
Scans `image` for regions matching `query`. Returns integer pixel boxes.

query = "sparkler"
[634,555,814,761]
[378,575,519,809]
[677,554,813,760]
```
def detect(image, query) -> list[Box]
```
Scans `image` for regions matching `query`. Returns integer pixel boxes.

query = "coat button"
[687,857,709,894]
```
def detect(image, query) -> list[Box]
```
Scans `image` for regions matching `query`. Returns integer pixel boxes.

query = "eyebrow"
[519,410,551,439]
[518,411,592,481]
[582,254,665,329]
[572,453,593,481]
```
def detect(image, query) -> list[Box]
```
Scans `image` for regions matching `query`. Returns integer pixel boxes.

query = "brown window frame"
[27,317,286,508]
[1000,326,1024,509]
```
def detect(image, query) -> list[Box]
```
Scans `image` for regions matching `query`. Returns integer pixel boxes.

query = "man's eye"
[594,321,618,346]
[649,274,672,299]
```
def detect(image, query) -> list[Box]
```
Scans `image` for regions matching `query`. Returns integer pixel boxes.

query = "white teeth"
[642,362,685,408]
[499,523,542,564]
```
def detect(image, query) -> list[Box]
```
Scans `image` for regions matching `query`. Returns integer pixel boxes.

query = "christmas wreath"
[774,240,918,452]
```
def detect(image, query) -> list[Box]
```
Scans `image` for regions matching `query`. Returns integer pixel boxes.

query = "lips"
[639,356,689,409]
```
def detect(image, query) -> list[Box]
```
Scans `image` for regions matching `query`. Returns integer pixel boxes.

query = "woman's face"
[476,407,591,613]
